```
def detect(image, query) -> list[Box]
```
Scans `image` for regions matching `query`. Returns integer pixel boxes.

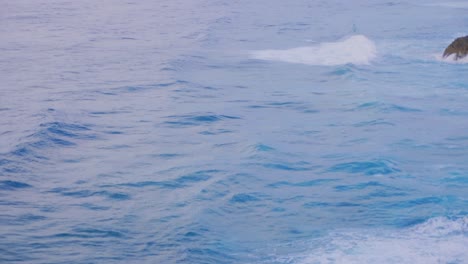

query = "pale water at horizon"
[1,0,468,263]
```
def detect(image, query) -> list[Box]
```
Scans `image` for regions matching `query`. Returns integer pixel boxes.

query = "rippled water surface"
[1,1,468,263]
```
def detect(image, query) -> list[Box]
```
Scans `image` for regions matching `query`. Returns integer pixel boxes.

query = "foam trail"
[251,35,377,66]
[295,217,468,264]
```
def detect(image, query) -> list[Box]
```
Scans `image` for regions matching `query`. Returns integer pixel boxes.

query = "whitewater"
[1,0,468,263]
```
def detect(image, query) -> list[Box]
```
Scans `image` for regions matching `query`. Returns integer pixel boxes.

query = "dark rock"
[443,36,468,60]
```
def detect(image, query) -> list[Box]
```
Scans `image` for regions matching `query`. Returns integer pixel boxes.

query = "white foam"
[251,35,377,66]
[435,53,468,64]
[294,217,468,264]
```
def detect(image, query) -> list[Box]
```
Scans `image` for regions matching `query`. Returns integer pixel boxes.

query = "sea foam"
[295,217,468,264]
[251,35,377,66]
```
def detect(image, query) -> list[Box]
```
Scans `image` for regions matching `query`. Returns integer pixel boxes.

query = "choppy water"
[1,0,468,263]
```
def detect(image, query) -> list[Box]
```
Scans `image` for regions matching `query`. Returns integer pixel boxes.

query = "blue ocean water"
[1,0,468,263]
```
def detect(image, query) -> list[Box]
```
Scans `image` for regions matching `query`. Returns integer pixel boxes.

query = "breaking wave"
[436,53,468,64]
[251,35,377,66]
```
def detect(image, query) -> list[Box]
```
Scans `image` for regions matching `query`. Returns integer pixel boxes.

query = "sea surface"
[1,0,468,263]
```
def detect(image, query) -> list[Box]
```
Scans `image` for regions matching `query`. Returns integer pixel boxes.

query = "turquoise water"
[1,1,468,263]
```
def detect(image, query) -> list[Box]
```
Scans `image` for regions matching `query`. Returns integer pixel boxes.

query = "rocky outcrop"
[443,36,468,60]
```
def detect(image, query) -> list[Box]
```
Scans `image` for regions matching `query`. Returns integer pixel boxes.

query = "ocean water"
[1,0,468,263]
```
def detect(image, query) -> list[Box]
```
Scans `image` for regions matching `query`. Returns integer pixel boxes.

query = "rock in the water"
[443,36,468,60]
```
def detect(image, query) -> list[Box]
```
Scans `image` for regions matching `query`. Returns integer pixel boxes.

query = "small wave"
[353,119,395,127]
[251,35,377,66]
[53,227,126,239]
[262,162,313,171]
[164,114,241,127]
[294,216,468,264]
[0,180,32,190]
[49,188,131,200]
[424,2,468,9]
[117,170,218,190]
[230,193,261,203]
[354,102,422,113]
[1,121,97,168]
[268,179,337,188]
[328,159,400,176]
